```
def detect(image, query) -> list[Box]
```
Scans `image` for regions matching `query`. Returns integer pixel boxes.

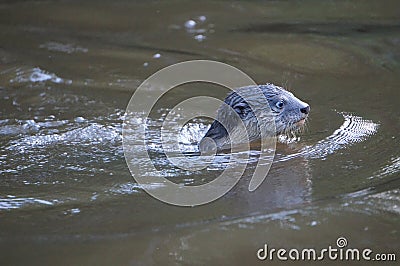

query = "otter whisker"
[304,118,310,133]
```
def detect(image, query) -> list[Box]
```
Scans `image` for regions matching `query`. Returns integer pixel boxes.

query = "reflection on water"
[0,0,399,264]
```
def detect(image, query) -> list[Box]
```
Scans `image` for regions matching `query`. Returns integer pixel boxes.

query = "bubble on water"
[70,208,80,214]
[198,15,206,22]
[63,208,81,215]
[143,62,149,67]
[153,53,161,59]
[184,20,196,29]
[310,221,318,226]
[46,115,55,121]
[194,34,207,42]
[74,116,86,123]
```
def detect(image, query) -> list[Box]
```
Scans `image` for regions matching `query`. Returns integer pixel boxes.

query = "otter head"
[199,84,310,152]
[265,84,310,137]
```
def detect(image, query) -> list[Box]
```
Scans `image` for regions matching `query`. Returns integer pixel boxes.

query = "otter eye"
[275,100,284,109]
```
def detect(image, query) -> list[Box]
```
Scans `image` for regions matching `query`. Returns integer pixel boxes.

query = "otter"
[199,83,310,152]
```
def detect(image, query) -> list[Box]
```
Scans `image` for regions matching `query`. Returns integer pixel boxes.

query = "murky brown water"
[0,0,399,265]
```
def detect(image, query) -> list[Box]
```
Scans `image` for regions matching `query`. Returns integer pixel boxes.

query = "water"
[1,0,399,265]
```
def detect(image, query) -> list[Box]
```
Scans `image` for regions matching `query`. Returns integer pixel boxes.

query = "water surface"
[0,0,399,265]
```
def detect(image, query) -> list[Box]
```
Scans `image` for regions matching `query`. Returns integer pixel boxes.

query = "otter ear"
[203,120,228,140]
[233,102,249,118]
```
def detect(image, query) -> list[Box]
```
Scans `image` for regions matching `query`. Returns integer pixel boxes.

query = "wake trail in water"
[277,112,379,162]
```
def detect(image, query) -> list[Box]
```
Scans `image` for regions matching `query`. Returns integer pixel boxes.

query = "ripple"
[109,182,166,195]
[9,67,72,84]
[0,119,69,136]
[7,123,121,152]
[368,189,400,214]
[252,40,375,75]
[278,112,379,161]
[303,113,378,157]
[0,110,380,210]
[369,156,400,180]
[0,195,55,210]
[39,42,88,54]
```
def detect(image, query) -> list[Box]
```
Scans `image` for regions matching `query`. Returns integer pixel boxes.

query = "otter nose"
[300,105,310,115]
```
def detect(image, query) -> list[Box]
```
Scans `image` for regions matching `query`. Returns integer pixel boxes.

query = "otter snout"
[300,105,310,115]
